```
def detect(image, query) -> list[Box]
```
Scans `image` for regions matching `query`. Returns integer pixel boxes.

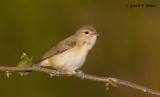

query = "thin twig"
[0,66,159,96]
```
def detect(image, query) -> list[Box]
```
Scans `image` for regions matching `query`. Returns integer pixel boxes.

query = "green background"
[0,0,160,97]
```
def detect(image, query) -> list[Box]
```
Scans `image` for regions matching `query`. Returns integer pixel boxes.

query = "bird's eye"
[85,31,89,34]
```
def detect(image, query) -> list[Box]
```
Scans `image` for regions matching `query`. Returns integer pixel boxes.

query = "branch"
[0,66,159,96]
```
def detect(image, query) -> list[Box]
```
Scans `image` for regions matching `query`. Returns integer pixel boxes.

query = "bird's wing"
[37,36,77,63]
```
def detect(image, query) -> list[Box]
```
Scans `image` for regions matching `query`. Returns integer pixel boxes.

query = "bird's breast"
[47,45,89,71]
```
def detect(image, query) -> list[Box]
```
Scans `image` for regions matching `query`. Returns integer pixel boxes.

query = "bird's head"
[75,25,100,49]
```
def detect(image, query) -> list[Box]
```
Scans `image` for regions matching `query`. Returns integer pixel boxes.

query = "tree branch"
[0,66,159,96]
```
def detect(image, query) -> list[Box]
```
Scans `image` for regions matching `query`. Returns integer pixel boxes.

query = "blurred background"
[0,0,160,97]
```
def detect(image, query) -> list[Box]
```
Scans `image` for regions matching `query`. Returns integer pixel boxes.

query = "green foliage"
[106,79,119,90]
[105,82,110,90]
[5,71,11,78]
[17,53,33,76]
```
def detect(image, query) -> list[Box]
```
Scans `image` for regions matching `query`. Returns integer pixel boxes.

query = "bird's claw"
[57,69,62,77]
[77,70,85,79]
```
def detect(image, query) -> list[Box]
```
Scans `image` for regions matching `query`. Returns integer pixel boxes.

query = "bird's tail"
[23,63,41,75]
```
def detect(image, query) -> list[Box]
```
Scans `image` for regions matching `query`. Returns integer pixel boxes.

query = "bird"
[35,25,100,76]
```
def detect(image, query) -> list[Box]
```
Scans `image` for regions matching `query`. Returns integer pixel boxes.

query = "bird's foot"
[57,69,62,77]
[76,70,85,79]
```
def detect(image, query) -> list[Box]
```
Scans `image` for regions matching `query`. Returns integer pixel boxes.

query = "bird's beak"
[91,31,102,36]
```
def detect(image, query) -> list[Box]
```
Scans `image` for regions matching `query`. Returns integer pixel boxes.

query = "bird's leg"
[76,70,85,79]
[57,69,62,77]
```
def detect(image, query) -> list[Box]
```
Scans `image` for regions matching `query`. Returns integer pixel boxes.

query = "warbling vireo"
[36,25,100,75]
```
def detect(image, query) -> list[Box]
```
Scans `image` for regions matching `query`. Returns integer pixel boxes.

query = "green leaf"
[106,82,110,90]
[5,71,11,78]
[17,53,33,76]
[105,78,119,91]
[28,56,33,66]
